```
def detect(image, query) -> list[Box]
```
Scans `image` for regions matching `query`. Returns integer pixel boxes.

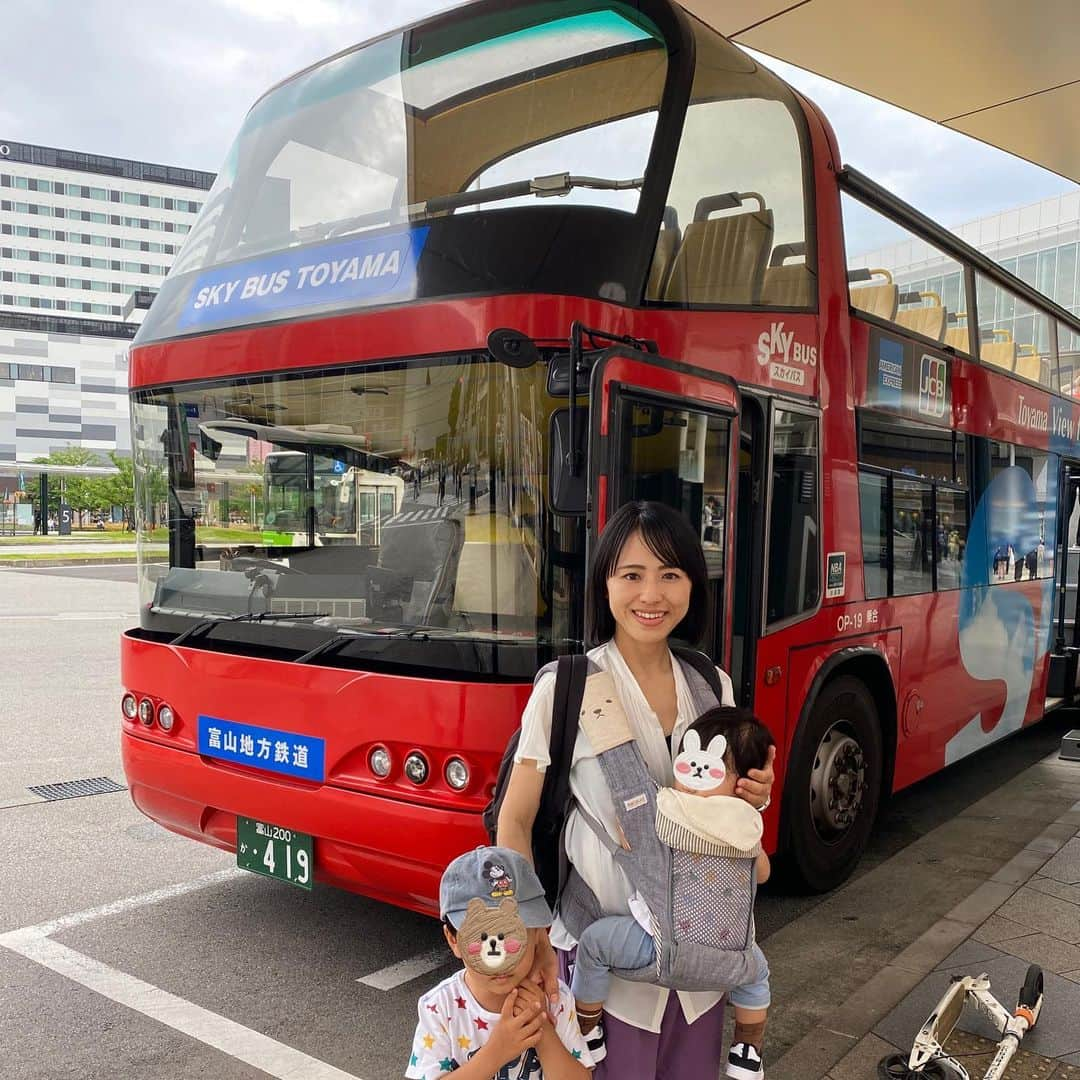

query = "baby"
[571,706,774,1080]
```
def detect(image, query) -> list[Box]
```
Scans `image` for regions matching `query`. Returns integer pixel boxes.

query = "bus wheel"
[783,676,883,893]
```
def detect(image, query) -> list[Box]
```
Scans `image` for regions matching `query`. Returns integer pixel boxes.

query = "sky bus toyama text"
[121,0,1080,907]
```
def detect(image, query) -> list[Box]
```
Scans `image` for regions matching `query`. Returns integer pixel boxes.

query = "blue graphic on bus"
[178,227,430,329]
[876,336,904,409]
[198,716,325,782]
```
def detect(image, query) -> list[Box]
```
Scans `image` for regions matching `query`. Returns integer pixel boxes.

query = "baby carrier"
[557,665,767,994]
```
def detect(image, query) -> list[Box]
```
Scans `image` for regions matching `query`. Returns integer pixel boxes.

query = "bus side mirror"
[549,408,587,516]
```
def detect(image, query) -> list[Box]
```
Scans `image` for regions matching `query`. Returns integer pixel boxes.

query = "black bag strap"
[671,644,727,706]
[540,653,589,825]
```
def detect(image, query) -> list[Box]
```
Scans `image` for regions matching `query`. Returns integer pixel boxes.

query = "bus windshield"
[131,354,581,676]
[137,3,669,342]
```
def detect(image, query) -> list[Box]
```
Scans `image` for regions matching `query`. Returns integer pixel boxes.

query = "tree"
[25,448,107,525]
[103,452,137,530]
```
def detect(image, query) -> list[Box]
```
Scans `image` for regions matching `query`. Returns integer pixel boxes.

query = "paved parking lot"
[2,564,1078,1079]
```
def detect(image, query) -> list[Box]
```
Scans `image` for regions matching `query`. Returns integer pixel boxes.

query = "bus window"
[857,415,968,594]
[975,273,1056,387]
[982,441,1054,583]
[649,25,814,309]
[615,399,730,656]
[1059,319,1080,398]
[766,407,820,625]
[843,194,971,351]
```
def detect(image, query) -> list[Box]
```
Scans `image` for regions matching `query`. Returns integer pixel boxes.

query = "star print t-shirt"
[406,971,597,1078]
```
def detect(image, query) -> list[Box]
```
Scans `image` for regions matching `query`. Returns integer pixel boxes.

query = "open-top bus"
[121,0,1080,907]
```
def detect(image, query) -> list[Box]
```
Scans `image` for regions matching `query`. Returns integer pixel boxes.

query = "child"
[571,707,775,1080]
[407,845,597,1080]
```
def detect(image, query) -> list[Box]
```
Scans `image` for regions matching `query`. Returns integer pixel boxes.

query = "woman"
[498,501,775,1076]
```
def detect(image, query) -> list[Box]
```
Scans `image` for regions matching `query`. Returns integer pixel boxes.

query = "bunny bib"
[558,670,766,994]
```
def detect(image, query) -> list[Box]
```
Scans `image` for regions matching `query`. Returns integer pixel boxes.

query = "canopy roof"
[681,0,1080,184]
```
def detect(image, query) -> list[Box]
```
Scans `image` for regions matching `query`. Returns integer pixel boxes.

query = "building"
[0,139,214,467]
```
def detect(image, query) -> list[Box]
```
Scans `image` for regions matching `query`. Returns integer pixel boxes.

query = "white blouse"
[514,639,736,1033]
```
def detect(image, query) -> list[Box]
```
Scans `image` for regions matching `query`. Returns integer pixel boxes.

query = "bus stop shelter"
[0,461,120,536]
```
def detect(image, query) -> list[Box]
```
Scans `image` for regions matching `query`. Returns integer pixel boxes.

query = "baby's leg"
[572,915,654,1032]
[725,947,770,1078]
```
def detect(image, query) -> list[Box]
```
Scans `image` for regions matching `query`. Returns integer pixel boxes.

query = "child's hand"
[486,988,544,1066]
[512,979,552,1023]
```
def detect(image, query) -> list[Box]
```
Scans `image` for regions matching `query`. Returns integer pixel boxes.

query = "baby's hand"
[616,822,631,851]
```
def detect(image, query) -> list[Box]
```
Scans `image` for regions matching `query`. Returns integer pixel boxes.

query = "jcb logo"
[919,354,947,418]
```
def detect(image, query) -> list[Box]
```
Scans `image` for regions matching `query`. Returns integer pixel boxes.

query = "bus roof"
[681,1,1080,185]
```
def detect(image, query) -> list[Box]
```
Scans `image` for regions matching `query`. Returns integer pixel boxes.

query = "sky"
[3,0,1076,249]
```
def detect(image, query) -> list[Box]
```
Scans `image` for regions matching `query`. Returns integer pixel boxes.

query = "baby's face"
[674,761,739,798]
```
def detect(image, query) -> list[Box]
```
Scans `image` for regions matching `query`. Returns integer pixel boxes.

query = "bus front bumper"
[121,729,485,915]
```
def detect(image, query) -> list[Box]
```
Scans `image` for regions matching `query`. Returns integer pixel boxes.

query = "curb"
[772,794,1080,1079]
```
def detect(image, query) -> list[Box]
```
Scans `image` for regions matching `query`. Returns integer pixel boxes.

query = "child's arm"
[755,850,771,885]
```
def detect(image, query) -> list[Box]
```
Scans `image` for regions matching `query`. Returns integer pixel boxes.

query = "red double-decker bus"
[121,0,1080,907]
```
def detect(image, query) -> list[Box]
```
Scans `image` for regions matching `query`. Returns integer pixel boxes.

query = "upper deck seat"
[896,292,946,342]
[664,192,773,306]
[760,243,813,307]
[1014,346,1048,385]
[647,208,682,299]
[981,330,1017,372]
[944,327,970,352]
[849,269,899,321]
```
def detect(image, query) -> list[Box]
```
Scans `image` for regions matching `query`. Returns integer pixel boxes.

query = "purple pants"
[559,948,726,1078]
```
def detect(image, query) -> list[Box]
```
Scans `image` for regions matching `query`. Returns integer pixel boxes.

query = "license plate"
[237,816,313,890]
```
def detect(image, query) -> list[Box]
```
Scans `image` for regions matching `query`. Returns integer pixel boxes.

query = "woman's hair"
[586,500,711,645]
[686,706,775,777]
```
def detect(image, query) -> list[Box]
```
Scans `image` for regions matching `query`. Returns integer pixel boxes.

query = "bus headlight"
[369,746,392,778]
[121,693,138,720]
[138,698,155,726]
[157,704,175,732]
[445,758,469,791]
[404,751,429,785]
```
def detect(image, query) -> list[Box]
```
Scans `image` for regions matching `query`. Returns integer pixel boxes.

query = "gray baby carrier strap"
[559,663,766,993]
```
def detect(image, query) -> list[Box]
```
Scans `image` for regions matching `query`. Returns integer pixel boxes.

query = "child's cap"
[440,846,552,929]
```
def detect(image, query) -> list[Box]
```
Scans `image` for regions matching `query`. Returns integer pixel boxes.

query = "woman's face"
[606,530,692,647]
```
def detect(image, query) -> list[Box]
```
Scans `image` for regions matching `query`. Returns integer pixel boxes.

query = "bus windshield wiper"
[171,610,333,647]
[317,173,644,240]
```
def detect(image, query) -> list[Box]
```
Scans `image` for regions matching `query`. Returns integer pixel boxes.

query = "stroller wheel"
[877,1053,950,1079]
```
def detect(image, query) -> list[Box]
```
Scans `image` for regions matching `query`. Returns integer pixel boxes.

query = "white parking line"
[356,945,449,990]
[1,932,362,1080]
[0,868,365,1080]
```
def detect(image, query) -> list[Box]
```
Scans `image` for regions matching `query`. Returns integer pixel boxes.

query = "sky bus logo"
[919,354,947,418]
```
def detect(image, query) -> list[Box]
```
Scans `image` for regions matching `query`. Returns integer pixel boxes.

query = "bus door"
[1049,460,1080,705]
[588,350,741,672]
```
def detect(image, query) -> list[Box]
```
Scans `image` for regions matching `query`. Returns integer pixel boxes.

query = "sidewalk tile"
[1027,877,1080,907]
[830,1033,902,1080]
[1061,969,1080,985]
[875,955,1080,1060]
[1040,839,1080,885]
[934,937,1011,971]
[994,932,1080,975]
[1064,1051,1080,1067]
[947,880,1019,926]
[999,887,1080,943]
[974,913,1042,944]
[892,917,979,975]
[943,1031,1059,1078]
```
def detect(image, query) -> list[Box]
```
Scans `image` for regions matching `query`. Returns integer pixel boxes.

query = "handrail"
[838,165,1080,341]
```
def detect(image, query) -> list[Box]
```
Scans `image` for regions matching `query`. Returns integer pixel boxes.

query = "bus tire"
[782,675,883,893]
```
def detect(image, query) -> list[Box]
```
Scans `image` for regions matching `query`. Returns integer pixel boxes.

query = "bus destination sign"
[179,226,431,330]
[866,329,952,427]
[198,715,325,782]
